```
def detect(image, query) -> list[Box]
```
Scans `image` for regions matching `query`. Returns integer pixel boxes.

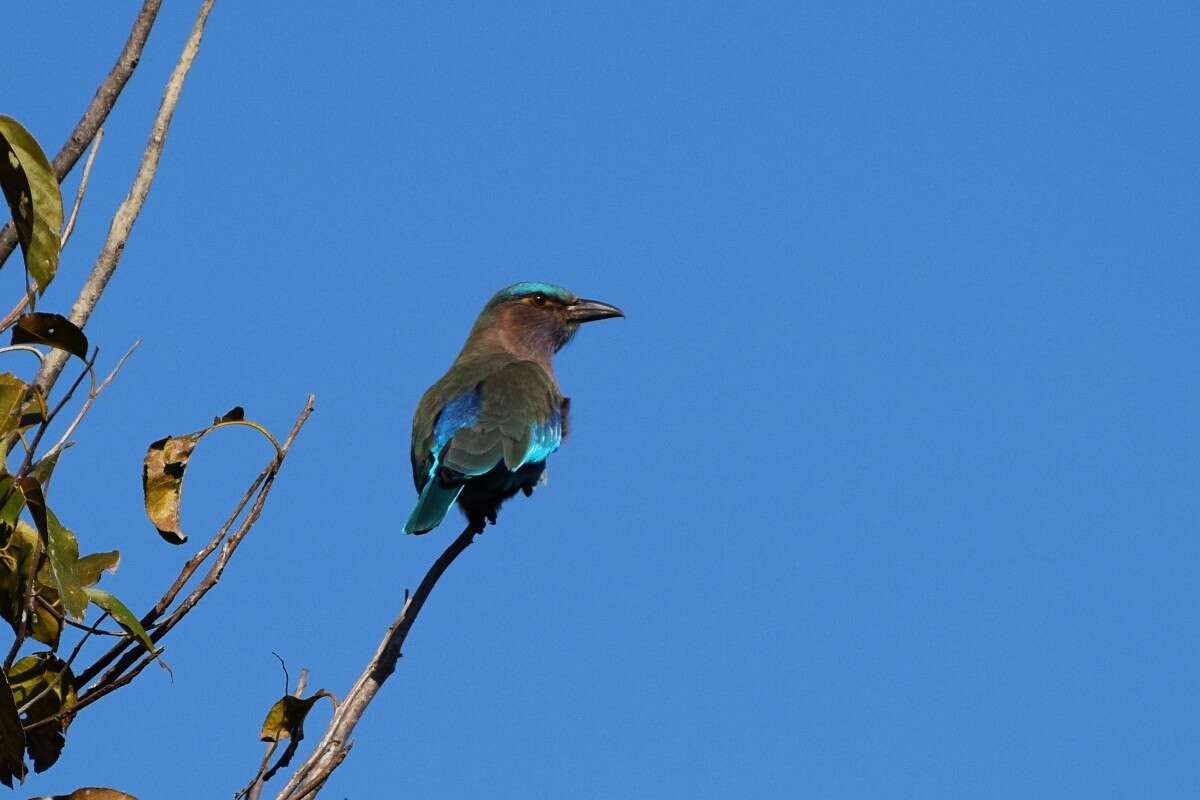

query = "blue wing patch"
[514,411,562,468]
[433,389,483,453]
[431,387,561,474]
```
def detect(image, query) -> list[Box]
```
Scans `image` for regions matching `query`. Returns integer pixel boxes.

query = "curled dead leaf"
[11,313,89,360]
[142,408,280,545]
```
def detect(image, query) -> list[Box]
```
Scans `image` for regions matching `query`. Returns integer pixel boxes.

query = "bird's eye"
[532,293,547,306]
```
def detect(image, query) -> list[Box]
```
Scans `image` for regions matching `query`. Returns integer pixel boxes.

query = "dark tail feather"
[404,479,463,534]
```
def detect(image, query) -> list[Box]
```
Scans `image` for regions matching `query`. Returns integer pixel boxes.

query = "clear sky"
[5,1,1199,797]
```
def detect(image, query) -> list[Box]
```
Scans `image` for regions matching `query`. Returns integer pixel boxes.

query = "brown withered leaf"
[259,690,335,743]
[142,407,279,545]
[11,313,88,360]
[141,432,202,545]
[0,664,25,788]
[7,653,75,774]
[214,406,245,424]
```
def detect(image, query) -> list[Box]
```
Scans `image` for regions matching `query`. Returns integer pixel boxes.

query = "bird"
[405,282,623,535]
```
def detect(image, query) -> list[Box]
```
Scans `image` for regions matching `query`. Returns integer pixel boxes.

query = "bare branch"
[23,649,159,734]
[0,296,32,335]
[58,128,105,251]
[0,345,46,366]
[75,393,315,694]
[275,525,481,799]
[0,0,164,268]
[35,0,216,396]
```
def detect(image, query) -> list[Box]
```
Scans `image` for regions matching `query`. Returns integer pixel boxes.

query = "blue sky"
[5,1,1200,797]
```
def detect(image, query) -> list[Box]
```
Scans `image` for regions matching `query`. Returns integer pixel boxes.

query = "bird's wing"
[439,361,562,477]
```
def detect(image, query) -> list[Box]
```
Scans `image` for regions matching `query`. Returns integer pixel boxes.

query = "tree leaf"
[258,690,334,743]
[0,473,23,547]
[0,523,61,649]
[141,432,201,545]
[11,314,88,361]
[83,588,156,661]
[0,116,62,292]
[214,406,244,424]
[0,374,24,439]
[75,551,119,587]
[47,790,139,800]
[0,525,59,652]
[43,510,86,622]
[142,408,279,545]
[0,663,26,787]
[7,386,48,460]
[8,653,76,773]
[31,450,59,490]
[16,477,46,544]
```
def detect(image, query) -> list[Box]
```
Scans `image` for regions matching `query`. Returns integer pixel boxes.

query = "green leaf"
[83,587,156,659]
[7,386,47,460]
[16,477,47,545]
[0,375,39,462]
[258,690,335,743]
[0,663,26,787]
[0,116,62,292]
[11,313,88,360]
[0,374,24,438]
[0,522,61,649]
[43,509,86,622]
[0,473,23,547]
[7,653,75,773]
[75,550,119,587]
[31,450,60,489]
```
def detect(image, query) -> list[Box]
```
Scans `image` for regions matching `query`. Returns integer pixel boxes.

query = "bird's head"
[473,282,623,362]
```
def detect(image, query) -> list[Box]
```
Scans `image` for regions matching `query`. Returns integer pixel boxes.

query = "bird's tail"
[404,478,463,534]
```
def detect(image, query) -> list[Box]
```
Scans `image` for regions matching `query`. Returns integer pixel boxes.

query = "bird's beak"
[565,298,625,323]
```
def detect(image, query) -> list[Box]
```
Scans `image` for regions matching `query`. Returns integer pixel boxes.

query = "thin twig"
[76,394,315,694]
[274,651,291,696]
[0,296,31,335]
[74,465,269,686]
[242,668,312,800]
[35,0,216,396]
[42,338,141,463]
[0,0,164,269]
[59,128,104,251]
[275,524,481,799]
[23,650,158,734]
[16,348,98,480]
[0,345,46,366]
[15,610,111,718]
[37,597,127,638]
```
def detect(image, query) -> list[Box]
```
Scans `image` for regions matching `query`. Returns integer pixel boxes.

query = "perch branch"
[35,0,216,395]
[274,524,481,799]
